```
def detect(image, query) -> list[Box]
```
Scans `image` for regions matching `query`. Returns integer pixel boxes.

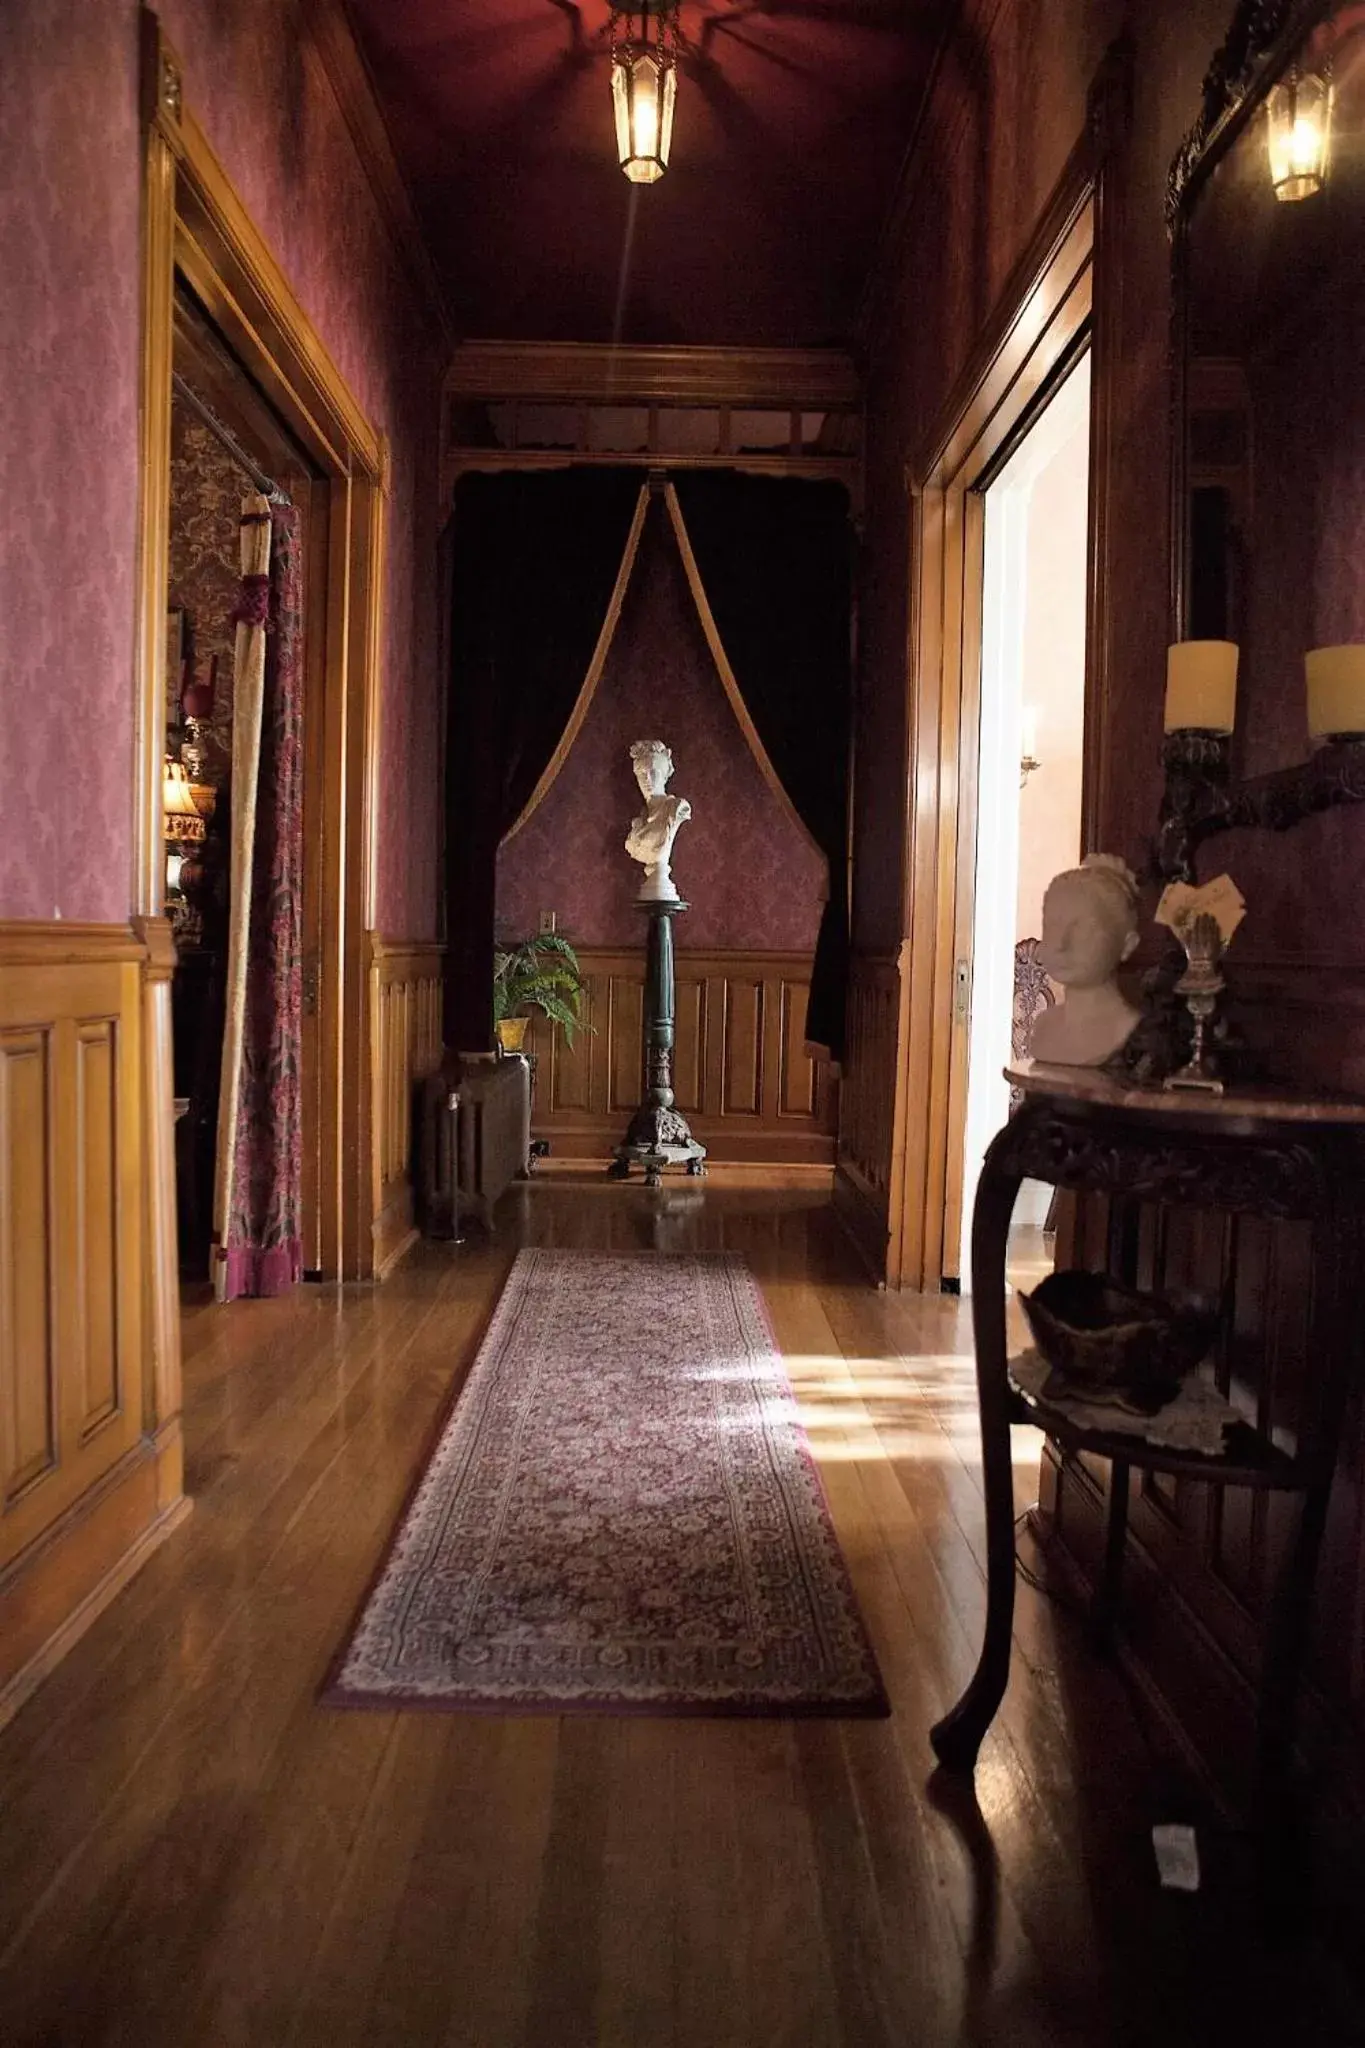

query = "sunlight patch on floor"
[763,1354,1048,1469]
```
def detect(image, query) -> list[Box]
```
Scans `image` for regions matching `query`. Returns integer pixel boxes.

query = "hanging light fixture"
[1266,63,1333,202]
[610,0,679,185]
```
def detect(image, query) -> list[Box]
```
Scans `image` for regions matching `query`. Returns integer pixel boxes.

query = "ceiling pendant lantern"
[1266,63,1333,202]
[610,0,679,185]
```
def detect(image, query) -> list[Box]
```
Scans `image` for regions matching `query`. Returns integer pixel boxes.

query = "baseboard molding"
[375,1219,419,1282]
[532,1120,836,1168]
[0,1441,192,1735]
[373,1177,419,1281]
[533,1157,834,1188]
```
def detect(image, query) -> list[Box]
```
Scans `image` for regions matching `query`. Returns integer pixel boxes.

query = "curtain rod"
[172,370,293,507]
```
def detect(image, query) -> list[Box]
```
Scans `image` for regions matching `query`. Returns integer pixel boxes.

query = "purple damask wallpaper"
[0,0,442,934]
[167,399,259,784]
[495,508,827,952]
[0,1,140,922]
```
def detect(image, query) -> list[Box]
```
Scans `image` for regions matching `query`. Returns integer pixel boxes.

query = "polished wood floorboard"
[0,1179,1359,2046]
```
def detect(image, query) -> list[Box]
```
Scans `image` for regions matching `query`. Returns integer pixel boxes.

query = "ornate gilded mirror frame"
[1159,0,1360,886]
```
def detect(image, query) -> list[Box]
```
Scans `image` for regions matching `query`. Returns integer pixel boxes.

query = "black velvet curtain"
[672,473,853,1056]
[444,468,641,1049]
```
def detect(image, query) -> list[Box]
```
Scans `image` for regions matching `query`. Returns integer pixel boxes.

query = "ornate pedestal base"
[609,898,707,1188]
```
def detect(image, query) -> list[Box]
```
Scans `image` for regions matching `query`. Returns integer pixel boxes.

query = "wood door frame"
[135,10,387,1295]
[887,50,1130,1291]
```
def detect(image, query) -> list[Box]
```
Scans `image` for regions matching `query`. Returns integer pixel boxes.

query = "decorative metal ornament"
[1164,911,1228,1094]
[610,0,679,185]
[1164,0,1328,230]
[1266,61,1333,198]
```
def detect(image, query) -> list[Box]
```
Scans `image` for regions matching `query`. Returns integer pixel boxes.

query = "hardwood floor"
[0,1177,1359,2046]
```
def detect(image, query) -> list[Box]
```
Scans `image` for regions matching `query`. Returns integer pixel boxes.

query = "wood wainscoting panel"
[780,980,817,1120]
[1,1028,55,1503]
[0,961,143,1567]
[722,978,764,1119]
[606,974,644,1117]
[369,939,444,1278]
[523,949,836,1167]
[75,1018,122,1440]
[673,977,705,1114]
[834,952,902,1278]
[0,923,188,1730]
[553,991,598,1114]
[1042,1189,1365,1826]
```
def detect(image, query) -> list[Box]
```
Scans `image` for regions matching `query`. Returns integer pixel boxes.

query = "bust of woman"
[1031,854,1142,1067]
[624,739,692,902]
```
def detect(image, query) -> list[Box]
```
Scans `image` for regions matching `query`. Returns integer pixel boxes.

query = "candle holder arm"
[1153,735,1365,885]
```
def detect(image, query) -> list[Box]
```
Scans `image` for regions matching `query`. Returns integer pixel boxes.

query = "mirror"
[1172,0,1365,773]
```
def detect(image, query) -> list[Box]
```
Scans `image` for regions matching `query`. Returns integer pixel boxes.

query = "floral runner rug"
[324,1249,888,1716]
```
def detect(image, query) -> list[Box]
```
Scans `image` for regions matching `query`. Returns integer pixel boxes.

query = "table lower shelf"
[1006,1370,1304,1490]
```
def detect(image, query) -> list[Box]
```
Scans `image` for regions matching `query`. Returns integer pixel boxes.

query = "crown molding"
[443,341,859,410]
[295,0,454,349]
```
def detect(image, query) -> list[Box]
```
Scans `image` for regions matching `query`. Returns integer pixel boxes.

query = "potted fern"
[492,933,588,1054]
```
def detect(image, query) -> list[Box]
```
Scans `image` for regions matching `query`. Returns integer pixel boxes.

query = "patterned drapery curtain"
[667,474,853,1057]
[444,468,646,1050]
[212,497,304,1300]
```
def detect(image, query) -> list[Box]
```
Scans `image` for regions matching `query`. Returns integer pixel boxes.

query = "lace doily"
[1009,1348,1236,1456]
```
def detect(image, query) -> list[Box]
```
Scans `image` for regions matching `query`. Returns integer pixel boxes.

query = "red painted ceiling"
[345,0,951,347]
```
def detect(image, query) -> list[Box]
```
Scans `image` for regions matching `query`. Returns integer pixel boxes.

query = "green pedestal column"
[609,898,707,1187]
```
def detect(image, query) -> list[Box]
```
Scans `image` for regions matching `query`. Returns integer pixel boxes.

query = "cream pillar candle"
[1164,640,1239,733]
[1306,645,1365,739]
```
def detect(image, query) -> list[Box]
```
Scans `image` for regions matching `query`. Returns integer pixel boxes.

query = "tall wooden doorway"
[135,13,387,1326]
[887,130,1118,1291]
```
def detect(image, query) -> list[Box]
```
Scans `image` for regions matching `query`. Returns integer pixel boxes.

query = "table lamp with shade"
[163,757,205,897]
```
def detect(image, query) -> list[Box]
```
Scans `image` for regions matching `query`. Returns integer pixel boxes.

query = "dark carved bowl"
[1019,1269,1218,1411]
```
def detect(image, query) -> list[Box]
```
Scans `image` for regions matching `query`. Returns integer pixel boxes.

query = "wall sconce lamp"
[1019,712,1039,790]
[1157,640,1365,886]
[1019,708,1042,788]
[1137,638,1365,1081]
[1266,64,1333,202]
[611,0,679,185]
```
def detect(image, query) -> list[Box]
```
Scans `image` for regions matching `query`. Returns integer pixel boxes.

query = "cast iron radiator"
[420,1055,531,1235]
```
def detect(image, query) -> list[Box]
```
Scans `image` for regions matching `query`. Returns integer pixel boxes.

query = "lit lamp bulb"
[1267,66,1333,201]
[163,757,205,897]
[611,2,678,185]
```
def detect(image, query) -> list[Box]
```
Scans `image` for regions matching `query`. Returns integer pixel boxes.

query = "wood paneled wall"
[369,938,444,1276]
[0,923,188,1730]
[844,0,1365,1838]
[521,949,835,1166]
[834,952,903,1272]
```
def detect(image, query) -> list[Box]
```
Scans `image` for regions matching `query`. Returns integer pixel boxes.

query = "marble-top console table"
[931,1061,1365,1836]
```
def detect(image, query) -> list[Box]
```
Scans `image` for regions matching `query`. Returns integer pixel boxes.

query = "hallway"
[0,1181,1353,2047]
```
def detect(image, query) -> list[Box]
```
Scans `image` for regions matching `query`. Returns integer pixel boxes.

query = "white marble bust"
[624,740,692,902]
[1031,854,1142,1067]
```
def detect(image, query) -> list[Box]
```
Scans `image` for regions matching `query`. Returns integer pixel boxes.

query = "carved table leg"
[930,1125,1026,1772]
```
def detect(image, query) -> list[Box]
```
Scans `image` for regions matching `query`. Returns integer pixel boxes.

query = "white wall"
[1015,373,1091,944]
[959,351,1090,1282]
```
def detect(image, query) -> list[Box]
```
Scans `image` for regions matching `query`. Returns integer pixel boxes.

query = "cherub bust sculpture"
[1031,853,1142,1067]
[624,740,691,902]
